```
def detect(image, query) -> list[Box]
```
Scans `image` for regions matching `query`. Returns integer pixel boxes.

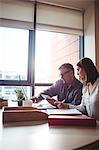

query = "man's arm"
[38,80,62,98]
[31,80,62,102]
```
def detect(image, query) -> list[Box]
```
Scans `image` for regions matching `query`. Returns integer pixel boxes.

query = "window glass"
[0,28,80,99]
[35,30,79,83]
[0,86,31,100]
[34,86,51,97]
[0,27,29,80]
[0,27,31,100]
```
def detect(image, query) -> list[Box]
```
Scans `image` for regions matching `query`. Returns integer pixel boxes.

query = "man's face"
[59,67,72,83]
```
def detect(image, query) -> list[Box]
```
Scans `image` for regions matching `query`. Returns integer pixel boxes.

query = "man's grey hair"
[58,63,74,75]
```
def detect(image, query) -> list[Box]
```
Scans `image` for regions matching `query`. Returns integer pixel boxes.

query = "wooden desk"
[0,109,99,150]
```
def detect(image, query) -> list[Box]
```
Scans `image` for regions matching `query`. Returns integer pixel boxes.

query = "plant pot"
[18,100,23,106]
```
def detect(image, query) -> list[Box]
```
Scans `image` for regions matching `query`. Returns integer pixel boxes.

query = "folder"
[4,106,38,111]
[3,107,48,123]
[48,115,96,126]
[0,99,8,109]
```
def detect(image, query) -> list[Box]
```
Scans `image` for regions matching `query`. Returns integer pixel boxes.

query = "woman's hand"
[54,101,69,109]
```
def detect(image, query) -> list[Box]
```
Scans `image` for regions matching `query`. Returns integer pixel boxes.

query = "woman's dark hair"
[77,57,99,85]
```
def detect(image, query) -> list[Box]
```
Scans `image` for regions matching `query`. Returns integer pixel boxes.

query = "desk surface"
[0,106,99,150]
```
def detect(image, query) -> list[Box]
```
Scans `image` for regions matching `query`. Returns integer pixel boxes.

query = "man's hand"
[46,98,57,106]
[31,97,43,103]
[54,101,69,109]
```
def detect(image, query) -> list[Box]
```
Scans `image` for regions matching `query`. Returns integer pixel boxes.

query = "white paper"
[41,94,52,99]
[47,108,82,115]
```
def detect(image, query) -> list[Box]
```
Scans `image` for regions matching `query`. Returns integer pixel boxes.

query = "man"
[32,63,83,105]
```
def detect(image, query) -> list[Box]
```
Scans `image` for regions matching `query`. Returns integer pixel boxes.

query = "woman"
[55,57,99,120]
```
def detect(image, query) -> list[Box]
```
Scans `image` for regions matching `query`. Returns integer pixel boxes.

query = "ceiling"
[34,0,95,11]
[1,0,95,11]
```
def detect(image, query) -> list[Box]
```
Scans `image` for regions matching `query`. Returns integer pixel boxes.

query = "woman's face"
[77,66,86,81]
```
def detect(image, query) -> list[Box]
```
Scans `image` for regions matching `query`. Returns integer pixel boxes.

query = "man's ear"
[70,70,73,76]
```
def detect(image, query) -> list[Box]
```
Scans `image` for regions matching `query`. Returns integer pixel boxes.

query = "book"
[3,108,48,123]
[2,107,81,123]
[3,107,96,127]
[48,115,96,126]
[47,108,82,115]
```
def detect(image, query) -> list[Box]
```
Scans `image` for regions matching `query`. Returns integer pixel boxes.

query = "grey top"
[39,78,83,105]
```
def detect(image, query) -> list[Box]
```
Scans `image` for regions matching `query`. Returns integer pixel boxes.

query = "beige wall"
[84,1,99,71]
[95,1,99,71]
[84,2,95,63]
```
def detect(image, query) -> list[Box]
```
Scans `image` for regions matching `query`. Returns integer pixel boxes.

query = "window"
[35,30,80,84]
[0,27,29,81]
[0,27,34,99]
[0,27,82,99]
[0,1,83,99]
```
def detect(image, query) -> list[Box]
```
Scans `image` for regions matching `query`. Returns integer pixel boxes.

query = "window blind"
[36,3,83,35]
[0,1,83,34]
[0,1,34,29]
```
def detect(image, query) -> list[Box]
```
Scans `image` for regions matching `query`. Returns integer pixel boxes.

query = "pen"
[62,99,65,103]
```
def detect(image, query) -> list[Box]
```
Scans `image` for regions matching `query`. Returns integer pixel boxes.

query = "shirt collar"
[63,77,77,88]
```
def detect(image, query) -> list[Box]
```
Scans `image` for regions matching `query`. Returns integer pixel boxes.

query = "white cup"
[23,100,32,107]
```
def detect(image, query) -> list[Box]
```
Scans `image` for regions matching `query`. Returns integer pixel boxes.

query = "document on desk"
[47,108,82,115]
[32,99,56,109]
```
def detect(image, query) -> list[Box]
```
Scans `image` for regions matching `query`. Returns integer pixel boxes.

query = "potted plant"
[15,89,25,106]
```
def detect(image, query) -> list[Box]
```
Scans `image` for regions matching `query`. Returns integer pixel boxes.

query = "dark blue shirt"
[39,78,83,105]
